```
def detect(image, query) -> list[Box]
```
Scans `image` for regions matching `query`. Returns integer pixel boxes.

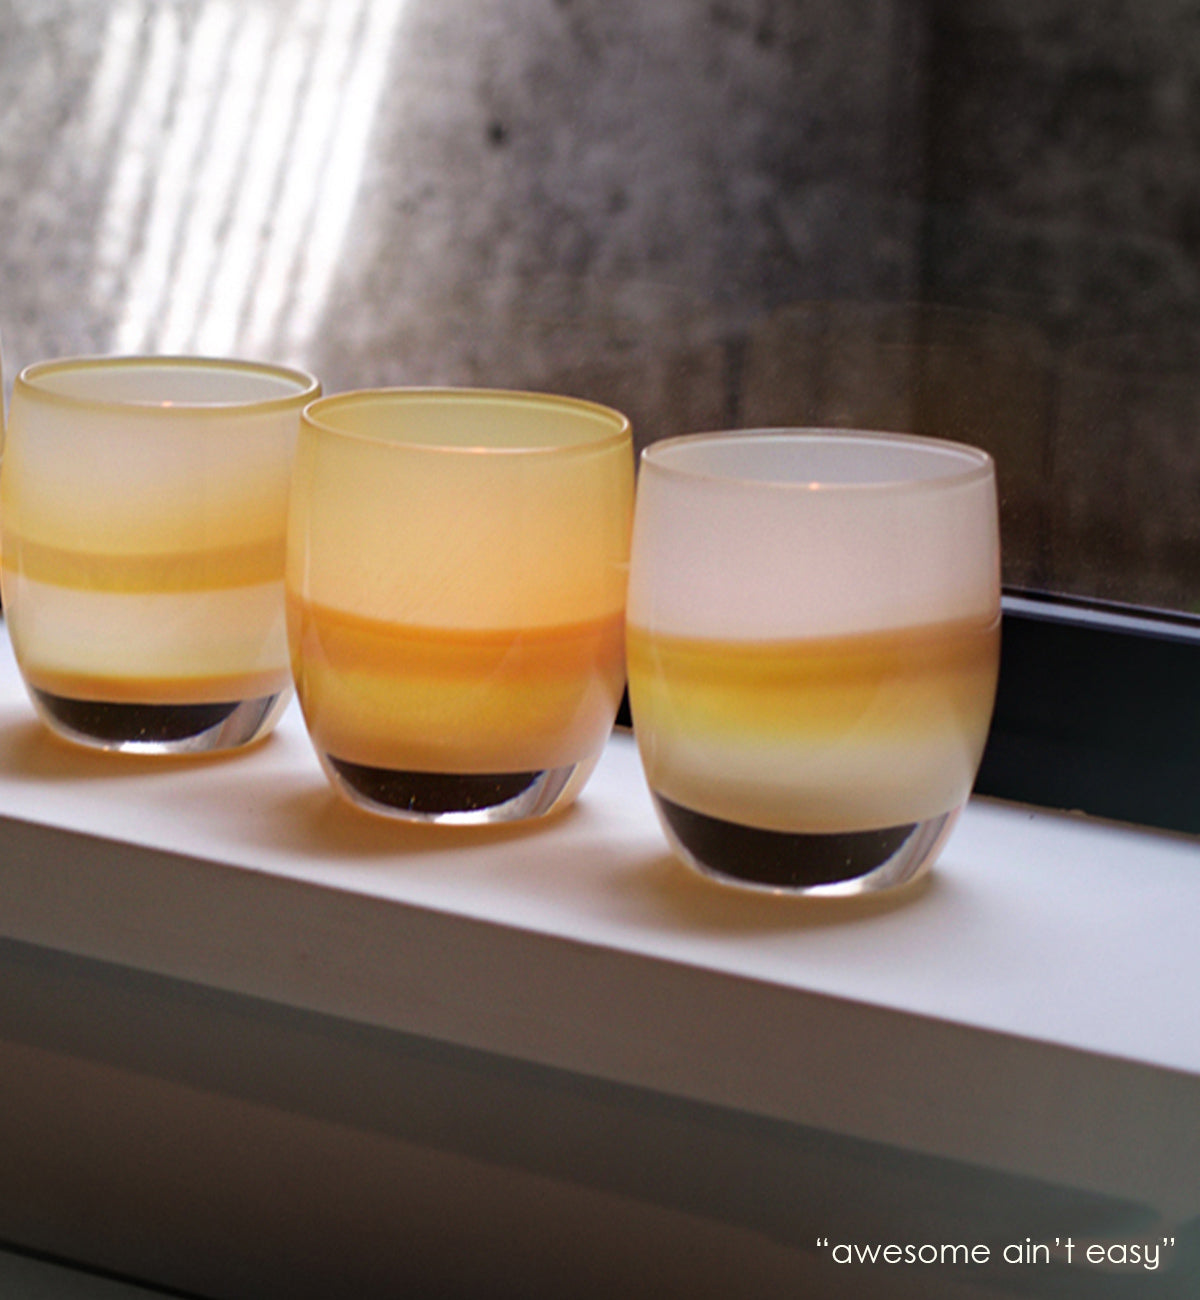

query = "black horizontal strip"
[977,592,1200,834]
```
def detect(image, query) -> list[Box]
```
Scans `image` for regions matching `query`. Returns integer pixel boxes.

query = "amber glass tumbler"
[286,387,633,823]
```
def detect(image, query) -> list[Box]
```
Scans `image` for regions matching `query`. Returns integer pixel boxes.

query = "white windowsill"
[0,629,1197,1228]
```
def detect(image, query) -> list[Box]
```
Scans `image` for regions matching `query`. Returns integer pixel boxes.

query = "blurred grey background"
[2,0,1200,609]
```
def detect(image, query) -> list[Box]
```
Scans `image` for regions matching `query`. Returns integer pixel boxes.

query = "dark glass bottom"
[328,758,543,815]
[654,795,955,894]
[323,755,584,823]
[30,689,285,753]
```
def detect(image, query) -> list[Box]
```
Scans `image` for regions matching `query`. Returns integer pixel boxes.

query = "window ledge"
[0,633,1197,1227]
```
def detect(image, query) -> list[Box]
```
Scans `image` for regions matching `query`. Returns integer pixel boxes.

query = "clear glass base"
[319,752,598,824]
[29,688,290,755]
[651,793,961,896]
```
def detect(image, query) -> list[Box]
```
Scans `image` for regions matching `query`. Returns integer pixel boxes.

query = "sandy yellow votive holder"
[1,355,320,753]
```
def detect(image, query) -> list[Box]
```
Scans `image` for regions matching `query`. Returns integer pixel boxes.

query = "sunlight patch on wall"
[86,0,406,363]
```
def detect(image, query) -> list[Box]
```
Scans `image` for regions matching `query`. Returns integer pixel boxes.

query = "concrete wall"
[1,0,1199,605]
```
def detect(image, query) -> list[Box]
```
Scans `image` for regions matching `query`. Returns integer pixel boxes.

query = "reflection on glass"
[1053,331,1200,613]
[355,277,728,452]
[737,301,1053,592]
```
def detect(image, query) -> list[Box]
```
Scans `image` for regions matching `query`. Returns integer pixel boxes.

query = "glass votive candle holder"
[626,429,1001,895]
[286,387,634,823]
[0,355,320,753]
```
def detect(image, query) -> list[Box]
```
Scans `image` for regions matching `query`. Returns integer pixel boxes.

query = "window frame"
[974,590,1200,835]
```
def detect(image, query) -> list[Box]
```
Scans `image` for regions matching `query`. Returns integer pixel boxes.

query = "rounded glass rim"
[301,386,632,455]
[15,354,321,413]
[639,428,995,491]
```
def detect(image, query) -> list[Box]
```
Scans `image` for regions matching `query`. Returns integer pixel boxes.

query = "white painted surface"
[0,629,1197,1220]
